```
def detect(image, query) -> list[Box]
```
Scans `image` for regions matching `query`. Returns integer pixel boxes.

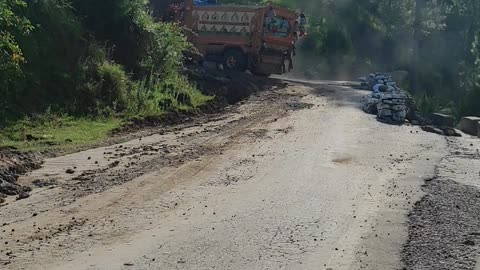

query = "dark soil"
[0,147,43,201]
[187,66,284,105]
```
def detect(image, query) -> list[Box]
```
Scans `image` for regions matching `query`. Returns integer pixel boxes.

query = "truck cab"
[171,0,299,76]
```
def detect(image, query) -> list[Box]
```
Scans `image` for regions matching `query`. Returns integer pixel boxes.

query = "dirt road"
[1,81,479,270]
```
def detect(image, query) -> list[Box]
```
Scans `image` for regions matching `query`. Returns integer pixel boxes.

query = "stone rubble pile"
[377,93,408,124]
[360,73,394,91]
[359,72,462,137]
[360,73,408,124]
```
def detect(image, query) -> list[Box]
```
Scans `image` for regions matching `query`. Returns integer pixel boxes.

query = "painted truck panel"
[179,0,298,75]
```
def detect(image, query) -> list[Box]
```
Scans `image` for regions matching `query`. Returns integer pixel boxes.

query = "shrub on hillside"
[0,0,33,125]
[0,0,202,124]
[95,62,129,110]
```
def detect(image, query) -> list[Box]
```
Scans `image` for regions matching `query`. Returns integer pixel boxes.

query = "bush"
[0,0,208,128]
[0,0,33,126]
[0,0,32,80]
[95,62,129,110]
[140,22,193,79]
[126,73,210,116]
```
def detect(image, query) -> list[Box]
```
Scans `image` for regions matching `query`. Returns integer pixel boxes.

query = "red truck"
[167,0,300,76]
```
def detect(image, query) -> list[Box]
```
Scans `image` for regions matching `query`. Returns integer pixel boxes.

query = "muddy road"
[1,80,480,270]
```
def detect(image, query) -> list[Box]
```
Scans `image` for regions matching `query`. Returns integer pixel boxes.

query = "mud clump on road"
[0,147,43,201]
[403,178,480,270]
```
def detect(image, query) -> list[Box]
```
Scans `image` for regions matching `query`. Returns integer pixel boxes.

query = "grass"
[0,92,214,152]
[0,72,215,152]
[0,116,122,152]
[190,90,215,107]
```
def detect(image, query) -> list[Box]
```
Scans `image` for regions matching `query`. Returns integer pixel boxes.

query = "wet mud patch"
[64,146,205,198]
[403,178,480,270]
[0,147,43,201]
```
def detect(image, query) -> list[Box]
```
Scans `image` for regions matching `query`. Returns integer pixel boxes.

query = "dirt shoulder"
[0,70,284,200]
[0,82,312,268]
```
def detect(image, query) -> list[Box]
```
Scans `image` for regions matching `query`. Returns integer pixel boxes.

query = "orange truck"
[172,0,299,76]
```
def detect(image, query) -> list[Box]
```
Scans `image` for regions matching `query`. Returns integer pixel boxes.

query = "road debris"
[361,73,409,124]
[0,147,42,201]
[377,93,408,124]
[360,73,463,136]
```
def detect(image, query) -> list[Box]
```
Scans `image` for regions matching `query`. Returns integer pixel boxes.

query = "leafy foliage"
[268,0,480,116]
[2,0,480,130]
[0,0,206,128]
[0,0,32,77]
[0,0,33,122]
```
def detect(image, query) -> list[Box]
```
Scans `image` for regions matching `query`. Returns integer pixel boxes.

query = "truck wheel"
[223,50,247,72]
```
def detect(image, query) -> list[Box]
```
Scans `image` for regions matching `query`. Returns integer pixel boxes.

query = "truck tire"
[223,49,247,72]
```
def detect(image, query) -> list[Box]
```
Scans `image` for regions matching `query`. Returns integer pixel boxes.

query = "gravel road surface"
[1,80,479,270]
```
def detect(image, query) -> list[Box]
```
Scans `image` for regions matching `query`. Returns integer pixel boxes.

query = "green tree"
[0,0,33,123]
[0,0,32,81]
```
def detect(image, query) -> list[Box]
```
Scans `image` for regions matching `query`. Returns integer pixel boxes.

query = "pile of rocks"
[360,73,463,136]
[361,72,408,124]
[362,92,382,115]
[359,73,395,91]
[377,93,408,124]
